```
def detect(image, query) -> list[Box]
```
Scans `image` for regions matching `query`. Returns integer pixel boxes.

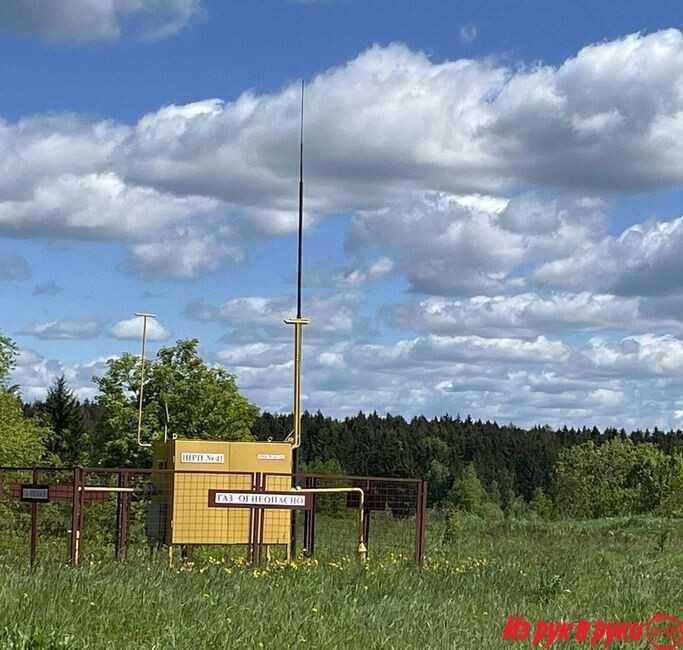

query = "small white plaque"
[180,452,225,464]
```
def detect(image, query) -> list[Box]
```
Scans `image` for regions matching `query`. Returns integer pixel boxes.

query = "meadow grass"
[0,515,682,648]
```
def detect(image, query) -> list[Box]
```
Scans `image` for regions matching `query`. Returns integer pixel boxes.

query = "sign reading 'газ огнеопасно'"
[207,490,312,510]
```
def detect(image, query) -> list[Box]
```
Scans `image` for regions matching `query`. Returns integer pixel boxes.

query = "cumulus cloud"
[581,334,683,378]
[535,215,683,297]
[11,348,112,402]
[217,342,290,369]
[120,30,683,208]
[110,316,171,341]
[348,192,603,295]
[213,328,673,429]
[0,114,225,276]
[0,0,201,43]
[127,222,244,278]
[334,257,394,288]
[0,172,218,241]
[348,334,570,369]
[21,319,103,340]
[387,292,683,338]
[2,31,683,280]
[188,291,363,342]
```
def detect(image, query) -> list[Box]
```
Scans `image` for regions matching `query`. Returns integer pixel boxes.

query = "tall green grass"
[1,516,682,648]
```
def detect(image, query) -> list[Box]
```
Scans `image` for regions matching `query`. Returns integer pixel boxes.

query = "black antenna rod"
[297,80,304,319]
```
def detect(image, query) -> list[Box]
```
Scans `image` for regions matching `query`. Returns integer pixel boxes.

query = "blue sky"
[3,1,683,430]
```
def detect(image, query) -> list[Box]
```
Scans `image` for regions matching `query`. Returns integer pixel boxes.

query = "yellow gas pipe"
[294,486,367,562]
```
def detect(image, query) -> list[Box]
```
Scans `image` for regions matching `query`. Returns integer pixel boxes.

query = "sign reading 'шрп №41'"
[208,490,312,510]
[180,452,225,464]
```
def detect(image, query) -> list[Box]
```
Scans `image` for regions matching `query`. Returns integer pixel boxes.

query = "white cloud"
[334,257,394,288]
[189,291,363,342]
[347,334,570,369]
[387,292,682,338]
[0,172,218,241]
[1,32,683,280]
[121,30,683,209]
[0,0,201,43]
[22,319,103,340]
[590,388,625,407]
[212,329,662,429]
[348,192,603,295]
[110,316,171,341]
[581,334,683,378]
[127,222,244,278]
[217,342,290,369]
[10,348,113,402]
[535,215,683,297]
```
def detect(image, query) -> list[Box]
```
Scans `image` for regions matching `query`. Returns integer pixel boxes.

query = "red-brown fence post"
[70,467,82,566]
[30,467,39,568]
[249,472,263,566]
[115,471,130,561]
[303,475,317,556]
[309,476,318,555]
[363,479,371,556]
[415,480,428,566]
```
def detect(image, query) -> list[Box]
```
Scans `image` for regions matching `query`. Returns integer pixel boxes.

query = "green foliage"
[443,464,504,541]
[505,494,529,519]
[300,458,346,515]
[529,487,554,520]
[477,500,504,522]
[300,457,345,476]
[555,439,677,518]
[426,459,451,504]
[40,376,87,465]
[91,339,259,467]
[656,454,683,517]
[447,463,487,513]
[0,392,46,466]
[442,509,487,543]
[487,479,502,506]
[151,340,258,442]
[0,334,17,387]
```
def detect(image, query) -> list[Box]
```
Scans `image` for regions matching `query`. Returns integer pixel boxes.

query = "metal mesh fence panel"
[0,467,427,566]
[34,468,76,565]
[0,468,34,566]
[267,473,425,563]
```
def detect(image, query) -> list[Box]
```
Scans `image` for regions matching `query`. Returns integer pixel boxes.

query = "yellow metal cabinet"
[149,439,293,546]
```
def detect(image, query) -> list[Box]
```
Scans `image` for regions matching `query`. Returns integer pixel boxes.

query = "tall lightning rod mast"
[285,81,309,451]
[297,80,304,320]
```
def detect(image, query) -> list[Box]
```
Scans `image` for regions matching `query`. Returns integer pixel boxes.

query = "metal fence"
[0,467,427,568]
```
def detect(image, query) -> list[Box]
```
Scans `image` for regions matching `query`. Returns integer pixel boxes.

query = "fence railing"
[0,467,427,567]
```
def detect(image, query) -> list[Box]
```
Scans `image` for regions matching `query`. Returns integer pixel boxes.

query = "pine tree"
[41,375,86,465]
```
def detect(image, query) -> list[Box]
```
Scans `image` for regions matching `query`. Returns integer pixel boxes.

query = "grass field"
[1,515,682,649]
